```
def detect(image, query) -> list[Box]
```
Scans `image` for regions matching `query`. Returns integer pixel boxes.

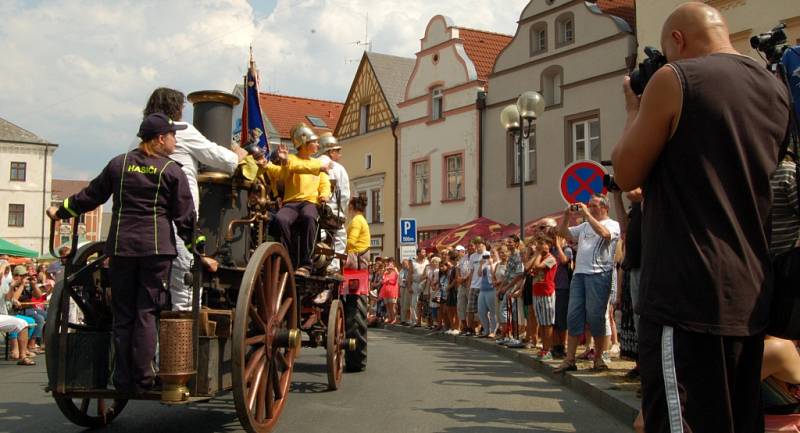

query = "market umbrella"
[419,217,509,250]
[485,223,520,243]
[0,237,39,258]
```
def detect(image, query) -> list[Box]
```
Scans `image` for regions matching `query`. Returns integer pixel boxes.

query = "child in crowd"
[531,236,558,360]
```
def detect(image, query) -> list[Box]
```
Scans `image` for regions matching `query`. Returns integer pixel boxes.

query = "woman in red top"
[380,258,400,324]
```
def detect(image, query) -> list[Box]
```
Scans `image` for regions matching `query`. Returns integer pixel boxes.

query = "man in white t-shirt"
[465,238,487,335]
[554,194,620,372]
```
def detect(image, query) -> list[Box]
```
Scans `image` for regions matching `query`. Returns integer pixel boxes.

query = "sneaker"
[540,352,553,361]
[496,337,510,345]
[609,343,621,357]
[505,338,525,348]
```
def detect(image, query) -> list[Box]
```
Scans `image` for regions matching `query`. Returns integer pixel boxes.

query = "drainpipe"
[476,91,486,218]
[40,143,49,255]
[391,118,399,261]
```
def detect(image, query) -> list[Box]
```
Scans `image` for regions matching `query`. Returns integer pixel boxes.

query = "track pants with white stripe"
[638,317,764,433]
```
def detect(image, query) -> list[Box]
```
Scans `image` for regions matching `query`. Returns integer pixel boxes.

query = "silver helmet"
[318,132,341,153]
[290,123,319,149]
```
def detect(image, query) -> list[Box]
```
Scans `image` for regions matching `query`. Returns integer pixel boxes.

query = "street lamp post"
[500,91,545,241]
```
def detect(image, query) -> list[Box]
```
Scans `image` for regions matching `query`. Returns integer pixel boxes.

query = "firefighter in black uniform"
[47,112,196,392]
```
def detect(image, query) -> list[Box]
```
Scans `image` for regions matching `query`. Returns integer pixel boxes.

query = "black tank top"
[638,53,790,336]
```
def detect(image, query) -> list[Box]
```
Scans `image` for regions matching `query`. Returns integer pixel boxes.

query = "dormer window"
[556,12,575,47]
[431,88,443,120]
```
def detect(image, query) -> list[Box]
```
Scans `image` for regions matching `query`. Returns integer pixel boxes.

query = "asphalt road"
[0,329,631,433]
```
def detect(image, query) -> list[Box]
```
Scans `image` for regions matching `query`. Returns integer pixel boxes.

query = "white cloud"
[0,0,527,179]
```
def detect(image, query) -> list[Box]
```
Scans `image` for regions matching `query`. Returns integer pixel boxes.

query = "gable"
[335,54,395,140]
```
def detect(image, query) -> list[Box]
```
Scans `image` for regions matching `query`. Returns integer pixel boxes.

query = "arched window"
[555,12,575,48]
[529,22,547,56]
[541,65,564,107]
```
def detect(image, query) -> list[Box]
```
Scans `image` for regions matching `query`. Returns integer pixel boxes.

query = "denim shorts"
[566,271,612,337]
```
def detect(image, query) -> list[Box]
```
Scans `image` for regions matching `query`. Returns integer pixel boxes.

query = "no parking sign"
[559,160,608,204]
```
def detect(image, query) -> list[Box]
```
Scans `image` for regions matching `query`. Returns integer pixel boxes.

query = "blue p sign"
[399,218,416,245]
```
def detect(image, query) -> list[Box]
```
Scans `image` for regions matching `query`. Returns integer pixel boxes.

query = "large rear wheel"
[343,295,368,372]
[46,241,127,427]
[233,242,299,433]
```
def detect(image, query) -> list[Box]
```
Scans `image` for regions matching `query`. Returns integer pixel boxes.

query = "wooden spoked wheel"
[326,299,345,390]
[233,242,299,433]
[46,241,127,427]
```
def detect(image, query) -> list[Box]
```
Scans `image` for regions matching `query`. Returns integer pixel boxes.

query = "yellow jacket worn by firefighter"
[272,123,331,277]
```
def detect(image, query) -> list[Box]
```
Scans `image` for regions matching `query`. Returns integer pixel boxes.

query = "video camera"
[751,23,788,66]
[629,46,668,95]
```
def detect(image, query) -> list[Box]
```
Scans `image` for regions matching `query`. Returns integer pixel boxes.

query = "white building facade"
[0,118,57,254]
[482,0,636,225]
[398,15,511,242]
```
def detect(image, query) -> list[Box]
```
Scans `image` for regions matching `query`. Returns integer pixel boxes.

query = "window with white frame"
[359,104,370,134]
[431,88,443,120]
[571,118,601,162]
[412,160,430,204]
[529,22,547,55]
[444,154,464,200]
[510,134,536,184]
[556,13,575,46]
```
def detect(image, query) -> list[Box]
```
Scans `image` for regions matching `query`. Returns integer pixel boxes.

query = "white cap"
[482,251,491,258]
[455,245,466,252]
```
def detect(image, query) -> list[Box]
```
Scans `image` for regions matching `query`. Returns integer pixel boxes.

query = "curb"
[384,324,640,426]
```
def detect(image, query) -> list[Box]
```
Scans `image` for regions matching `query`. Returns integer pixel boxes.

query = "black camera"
[751,23,788,65]
[603,174,621,192]
[599,160,621,192]
[629,46,668,95]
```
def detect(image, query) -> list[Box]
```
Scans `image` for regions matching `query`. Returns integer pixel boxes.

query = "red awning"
[419,217,509,250]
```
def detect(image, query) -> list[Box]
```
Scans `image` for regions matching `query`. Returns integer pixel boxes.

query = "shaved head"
[660,2,736,61]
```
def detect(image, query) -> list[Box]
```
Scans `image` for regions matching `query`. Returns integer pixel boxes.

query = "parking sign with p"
[399,218,417,245]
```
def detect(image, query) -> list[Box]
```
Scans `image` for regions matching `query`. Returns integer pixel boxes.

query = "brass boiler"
[187,91,252,268]
[158,313,195,402]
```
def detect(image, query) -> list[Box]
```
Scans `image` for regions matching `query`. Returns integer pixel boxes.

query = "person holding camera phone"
[553,195,620,373]
[611,3,790,433]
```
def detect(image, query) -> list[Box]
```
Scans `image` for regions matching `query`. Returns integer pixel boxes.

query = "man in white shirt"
[465,238,487,335]
[554,194,620,372]
[317,132,351,274]
[142,87,246,311]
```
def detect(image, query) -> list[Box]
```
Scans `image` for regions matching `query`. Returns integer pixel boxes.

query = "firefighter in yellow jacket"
[273,123,331,276]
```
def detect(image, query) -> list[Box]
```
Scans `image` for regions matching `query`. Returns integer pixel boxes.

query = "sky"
[0,0,528,180]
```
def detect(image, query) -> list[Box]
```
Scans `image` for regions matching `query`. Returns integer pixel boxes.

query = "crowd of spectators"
[365,197,632,370]
[0,255,61,366]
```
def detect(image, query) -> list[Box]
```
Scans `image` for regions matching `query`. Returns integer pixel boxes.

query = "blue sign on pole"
[399,219,417,245]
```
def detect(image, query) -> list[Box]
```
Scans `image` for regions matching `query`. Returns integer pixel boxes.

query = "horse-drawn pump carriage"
[44,90,369,433]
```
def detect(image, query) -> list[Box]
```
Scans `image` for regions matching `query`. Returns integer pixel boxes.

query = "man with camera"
[611,3,790,433]
[554,195,619,373]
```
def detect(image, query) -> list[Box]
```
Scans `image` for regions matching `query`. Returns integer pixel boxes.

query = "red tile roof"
[51,179,89,200]
[457,28,513,82]
[592,0,636,32]
[258,92,344,139]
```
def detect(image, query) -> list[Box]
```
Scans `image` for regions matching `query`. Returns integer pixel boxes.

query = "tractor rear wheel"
[343,295,367,372]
